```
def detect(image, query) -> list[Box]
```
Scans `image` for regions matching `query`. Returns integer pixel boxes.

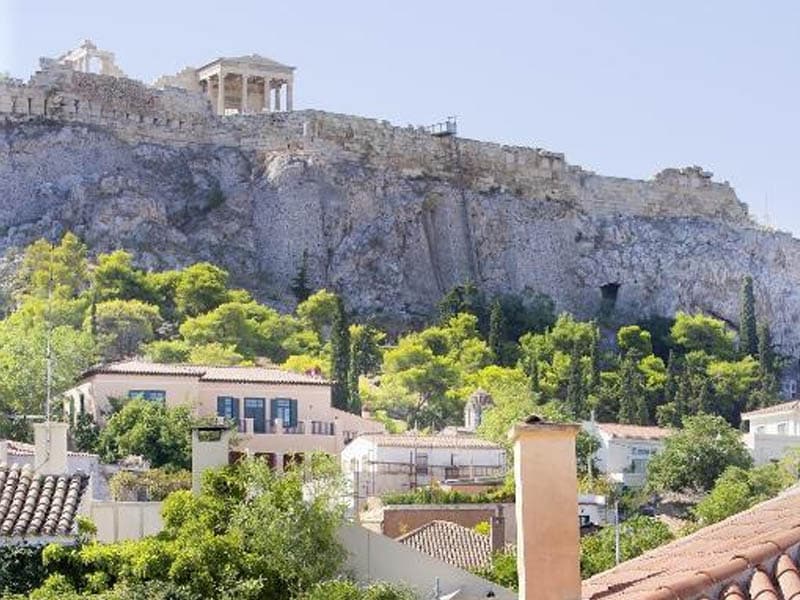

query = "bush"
[109,468,192,501]
[0,544,47,595]
[381,483,512,506]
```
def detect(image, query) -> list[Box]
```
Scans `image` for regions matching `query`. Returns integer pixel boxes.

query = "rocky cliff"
[2,67,800,353]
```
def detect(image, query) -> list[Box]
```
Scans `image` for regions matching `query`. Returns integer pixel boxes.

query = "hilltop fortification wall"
[0,68,750,224]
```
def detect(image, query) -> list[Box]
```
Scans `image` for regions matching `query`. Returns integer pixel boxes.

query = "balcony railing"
[222,417,339,436]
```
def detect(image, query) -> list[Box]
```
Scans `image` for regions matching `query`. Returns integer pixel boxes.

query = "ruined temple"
[2,41,800,354]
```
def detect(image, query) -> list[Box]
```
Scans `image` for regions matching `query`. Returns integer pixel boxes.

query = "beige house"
[64,361,384,467]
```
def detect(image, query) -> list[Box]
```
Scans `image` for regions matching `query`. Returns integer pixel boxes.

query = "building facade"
[582,422,671,488]
[740,401,800,465]
[341,433,506,499]
[64,361,384,467]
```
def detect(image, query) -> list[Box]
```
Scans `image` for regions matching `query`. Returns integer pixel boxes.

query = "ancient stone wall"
[0,68,751,224]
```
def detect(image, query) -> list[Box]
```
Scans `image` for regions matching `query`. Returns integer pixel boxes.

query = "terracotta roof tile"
[741,400,800,418]
[83,360,329,385]
[356,433,503,450]
[396,520,492,570]
[582,486,800,599]
[595,423,673,440]
[0,464,88,538]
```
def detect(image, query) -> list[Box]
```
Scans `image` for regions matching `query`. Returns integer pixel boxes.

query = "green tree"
[565,343,586,418]
[617,357,647,425]
[97,400,193,469]
[91,299,162,360]
[580,516,673,578]
[472,551,518,591]
[92,250,155,304]
[437,282,487,329]
[693,462,796,526]
[174,262,230,318]
[488,299,506,364]
[617,325,653,359]
[670,312,736,359]
[738,275,758,357]
[297,290,340,340]
[290,249,313,303]
[646,414,752,493]
[348,324,385,415]
[143,339,191,363]
[180,301,299,362]
[188,342,245,366]
[15,233,89,302]
[70,412,99,453]
[331,295,351,412]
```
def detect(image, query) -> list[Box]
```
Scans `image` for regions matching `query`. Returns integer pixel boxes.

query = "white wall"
[339,523,516,600]
[87,501,163,542]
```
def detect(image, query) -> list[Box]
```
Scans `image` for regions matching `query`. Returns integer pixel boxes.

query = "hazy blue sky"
[3,1,798,234]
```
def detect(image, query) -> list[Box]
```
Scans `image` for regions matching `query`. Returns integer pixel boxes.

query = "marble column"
[217,71,226,115]
[285,81,293,111]
[241,74,249,114]
[263,78,271,112]
[274,82,282,112]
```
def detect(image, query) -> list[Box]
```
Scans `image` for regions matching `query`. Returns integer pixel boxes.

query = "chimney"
[191,425,232,494]
[490,504,505,553]
[34,421,69,475]
[510,416,581,600]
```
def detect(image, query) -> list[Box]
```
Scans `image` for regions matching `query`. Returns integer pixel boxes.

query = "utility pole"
[614,500,621,565]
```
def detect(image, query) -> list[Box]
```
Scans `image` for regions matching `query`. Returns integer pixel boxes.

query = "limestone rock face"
[2,118,799,354]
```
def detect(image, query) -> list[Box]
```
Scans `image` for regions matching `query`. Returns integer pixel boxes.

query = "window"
[217,396,240,422]
[128,390,166,404]
[270,398,297,428]
[778,423,788,435]
[757,425,766,434]
[415,453,429,475]
[631,458,648,473]
[444,466,460,480]
[244,398,266,434]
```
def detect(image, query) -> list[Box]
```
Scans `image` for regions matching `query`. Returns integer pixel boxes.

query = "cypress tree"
[330,295,351,411]
[663,350,678,404]
[566,343,586,418]
[488,299,506,364]
[348,350,361,415]
[290,249,312,302]
[529,348,541,396]
[739,275,758,357]
[589,325,601,393]
[757,321,780,403]
[618,357,646,425]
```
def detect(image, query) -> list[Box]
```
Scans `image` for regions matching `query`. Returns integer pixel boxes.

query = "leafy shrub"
[109,468,192,501]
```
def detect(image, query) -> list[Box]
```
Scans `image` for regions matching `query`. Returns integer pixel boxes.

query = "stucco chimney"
[34,421,69,475]
[510,416,581,600]
[191,425,232,494]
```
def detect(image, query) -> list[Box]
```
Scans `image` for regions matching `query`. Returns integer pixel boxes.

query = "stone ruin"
[0,40,750,224]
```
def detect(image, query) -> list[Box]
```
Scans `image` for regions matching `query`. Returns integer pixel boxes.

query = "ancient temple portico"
[196,55,294,116]
[57,40,126,77]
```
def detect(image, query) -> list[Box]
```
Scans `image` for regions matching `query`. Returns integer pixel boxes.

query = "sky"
[2,1,799,235]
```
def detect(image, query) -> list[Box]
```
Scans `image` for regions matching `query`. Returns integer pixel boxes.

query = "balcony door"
[217,396,240,423]
[244,398,266,433]
[270,398,297,429]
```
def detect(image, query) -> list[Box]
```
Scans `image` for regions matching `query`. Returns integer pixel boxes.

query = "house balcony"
[228,418,341,455]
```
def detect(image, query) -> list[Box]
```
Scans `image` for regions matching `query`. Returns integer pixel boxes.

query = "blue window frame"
[270,398,297,428]
[244,398,266,433]
[128,390,166,404]
[217,396,240,421]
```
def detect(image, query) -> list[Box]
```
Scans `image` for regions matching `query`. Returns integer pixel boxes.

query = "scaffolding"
[424,116,457,137]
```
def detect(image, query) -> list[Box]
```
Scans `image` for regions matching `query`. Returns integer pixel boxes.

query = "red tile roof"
[0,464,88,538]
[595,423,673,441]
[741,400,800,419]
[5,440,97,459]
[581,485,800,599]
[396,520,493,570]
[356,432,503,450]
[82,360,329,385]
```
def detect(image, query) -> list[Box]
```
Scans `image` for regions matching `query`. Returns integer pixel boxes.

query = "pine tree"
[738,275,758,357]
[566,343,586,418]
[330,295,351,411]
[618,357,647,425]
[697,378,715,414]
[290,249,312,303]
[488,299,506,364]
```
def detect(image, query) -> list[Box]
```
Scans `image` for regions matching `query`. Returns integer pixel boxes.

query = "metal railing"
[424,116,457,137]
